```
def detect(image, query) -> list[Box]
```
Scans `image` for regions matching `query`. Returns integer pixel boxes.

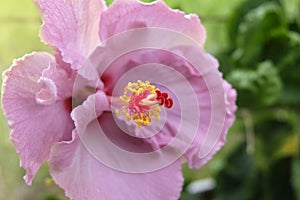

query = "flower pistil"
[115,80,173,127]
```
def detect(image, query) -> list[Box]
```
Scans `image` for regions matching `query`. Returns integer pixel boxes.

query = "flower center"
[115,80,173,128]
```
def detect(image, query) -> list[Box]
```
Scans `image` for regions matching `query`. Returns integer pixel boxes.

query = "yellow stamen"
[115,80,161,128]
[114,80,173,128]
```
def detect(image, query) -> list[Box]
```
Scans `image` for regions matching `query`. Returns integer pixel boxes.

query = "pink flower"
[1,0,237,199]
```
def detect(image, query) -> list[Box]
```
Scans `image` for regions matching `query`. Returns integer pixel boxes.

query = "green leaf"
[227,0,281,47]
[179,192,199,200]
[292,157,300,200]
[276,133,299,158]
[227,61,282,108]
[281,0,300,22]
[278,32,300,79]
[214,143,261,200]
[279,84,300,105]
[254,109,297,167]
[263,30,300,66]
[233,2,287,67]
[264,157,297,200]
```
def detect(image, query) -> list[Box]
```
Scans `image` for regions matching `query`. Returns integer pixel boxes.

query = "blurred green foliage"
[212,0,300,199]
[0,0,299,200]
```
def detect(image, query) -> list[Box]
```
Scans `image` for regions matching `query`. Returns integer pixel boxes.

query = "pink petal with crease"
[49,130,184,200]
[71,91,110,135]
[100,0,206,46]
[71,91,153,153]
[2,52,74,184]
[34,0,106,69]
[184,80,237,168]
[35,77,57,105]
[41,63,75,101]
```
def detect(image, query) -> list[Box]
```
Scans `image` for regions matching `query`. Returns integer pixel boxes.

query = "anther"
[115,80,173,128]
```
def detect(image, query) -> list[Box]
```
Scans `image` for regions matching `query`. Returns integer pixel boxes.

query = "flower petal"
[100,46,235,169]
[100,0,206,46]
[71,91,153,153]
[184,80,237,168]
[41,63,75,101]
[1,52,74,184]
[49,130,184,200]
[70,90,110,134]
[34,0,106,69]
[35,77,57,105]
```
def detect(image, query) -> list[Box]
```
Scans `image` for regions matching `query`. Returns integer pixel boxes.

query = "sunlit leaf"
[276,131,299,158]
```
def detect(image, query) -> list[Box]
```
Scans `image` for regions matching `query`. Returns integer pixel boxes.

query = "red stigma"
[155,90,173,109]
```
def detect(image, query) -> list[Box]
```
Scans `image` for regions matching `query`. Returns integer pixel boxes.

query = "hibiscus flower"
[1,0,237,199]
